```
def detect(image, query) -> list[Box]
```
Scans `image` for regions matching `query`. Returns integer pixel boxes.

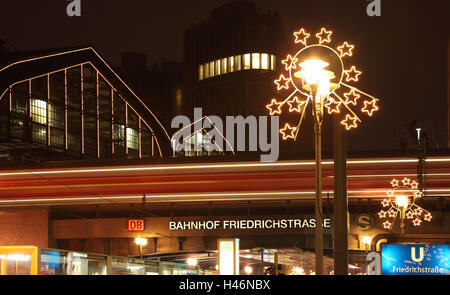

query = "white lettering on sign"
[169,218,332,230]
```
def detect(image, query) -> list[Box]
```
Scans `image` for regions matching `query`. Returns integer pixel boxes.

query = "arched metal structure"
[0,47,170,161]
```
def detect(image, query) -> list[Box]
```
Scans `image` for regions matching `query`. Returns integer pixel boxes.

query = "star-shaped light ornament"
[280,123,297,140]
[293,28,310,46]
[378,177,432,232]
[337,42,354,57]
[274,75,290,91]
[287,97,306,113]
[344,89,360,105]
[362,100,379,116]
[315,28,332,44]
[341,114,358,130]
[344,66,362,82]
[282,55,298,71]
[266,27,380,140]
[266,99,283,116]
[325,99,341,114]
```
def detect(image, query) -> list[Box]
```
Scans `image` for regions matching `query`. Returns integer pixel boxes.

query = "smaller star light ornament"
[379,177,432,232]
[268,27,380,140]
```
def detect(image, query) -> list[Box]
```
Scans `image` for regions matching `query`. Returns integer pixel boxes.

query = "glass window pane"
[244,54,251,70]
[215,60,221,75]
[204,62,209,78]
[199,64,204,80]
[229,56,234,72]
[222,58,227,74]
[209,61,215,77]
[31,99,47,124]
[234,55,241,71]
[252,53,260,69]
[271,55,276,71]
[261,53,269,70]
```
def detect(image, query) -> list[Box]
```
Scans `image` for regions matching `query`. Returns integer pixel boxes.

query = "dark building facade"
[182,1,287,119]
[117,53,183,130]
[0,47,171,164]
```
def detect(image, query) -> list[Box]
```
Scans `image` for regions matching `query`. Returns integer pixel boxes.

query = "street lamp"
[294,59,337,276]
[267,27,381,275]
[379,177,432,233]
[362,236,372,253]
[135,237,147,259]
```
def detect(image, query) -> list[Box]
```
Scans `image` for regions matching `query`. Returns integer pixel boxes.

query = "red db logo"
[128,219,145,231]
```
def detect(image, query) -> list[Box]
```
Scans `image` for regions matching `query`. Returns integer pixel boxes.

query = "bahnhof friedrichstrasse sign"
[169,218,332,231]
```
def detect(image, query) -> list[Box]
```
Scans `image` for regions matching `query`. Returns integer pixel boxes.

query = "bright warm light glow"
[395,195,409,208]
[244,266,253,274]
[187,258,198,266]
[135,237,147,246]
[6,254,31,261]
[343,89,360,105]
[298,59,329,86]
[362,236,372,246]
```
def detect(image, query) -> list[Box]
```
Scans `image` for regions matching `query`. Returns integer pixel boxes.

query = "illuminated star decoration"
[293,28,311,46]
[280,123,297,140]
[378,177,432,231]
[266,99,283,116]
[266,27,380,140]
[274,74,290,91]
[315,28,332,44]
[287,96,306,113]
[337,42,354,57]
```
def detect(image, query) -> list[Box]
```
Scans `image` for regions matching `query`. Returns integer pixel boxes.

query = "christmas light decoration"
[378,177,432,232]
[265,27,380,140]
[337,42,354,57]
[315,28,332,44]
[293,28,311,46]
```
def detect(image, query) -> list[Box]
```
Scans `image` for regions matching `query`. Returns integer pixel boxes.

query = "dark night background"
[1,0,449,152]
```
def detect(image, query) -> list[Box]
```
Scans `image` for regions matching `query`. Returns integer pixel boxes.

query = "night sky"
[1,0,449,152]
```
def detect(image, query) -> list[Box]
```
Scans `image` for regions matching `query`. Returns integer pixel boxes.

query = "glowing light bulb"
[395,195,409,209]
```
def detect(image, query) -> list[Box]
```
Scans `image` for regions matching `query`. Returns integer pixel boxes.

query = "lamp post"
[295,60,337,275]
[268,27,381,275]
[395,195,409,234]
[135,237,147,259]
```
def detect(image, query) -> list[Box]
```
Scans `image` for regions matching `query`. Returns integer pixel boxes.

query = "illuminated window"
[234,55,241,71]
[244,54,251,70]
[229,56,234,72]
[199,64,204,80]
[261,53,269,70]
[215,60,221,75]
[222,58,227,74]
[204,63,209,78]
[127,127,139,150]
[252,53,260,69]
[31,99,47,124]
[271,55,276,71]
[209,61,215,77]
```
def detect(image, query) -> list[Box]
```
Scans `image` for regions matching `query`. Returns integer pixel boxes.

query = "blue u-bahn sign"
[381,244,450,275]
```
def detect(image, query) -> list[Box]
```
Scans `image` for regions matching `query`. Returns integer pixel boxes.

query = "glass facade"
[1,63,159,159]
[0,246,199,275]
[199,53,276,81]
